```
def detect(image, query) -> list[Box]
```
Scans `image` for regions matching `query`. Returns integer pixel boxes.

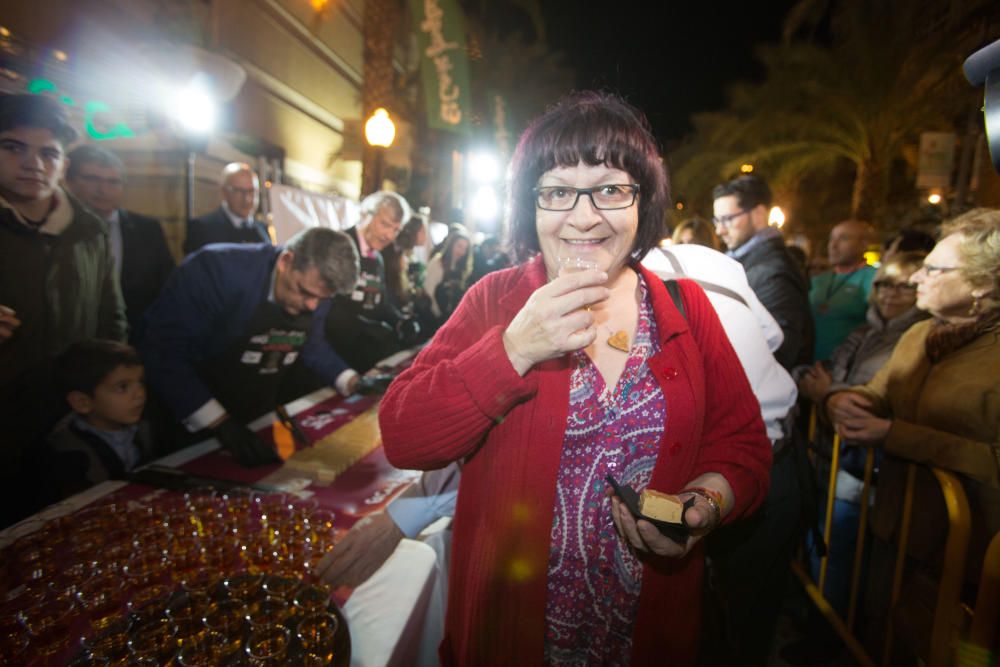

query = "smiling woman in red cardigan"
[380,92,771,667]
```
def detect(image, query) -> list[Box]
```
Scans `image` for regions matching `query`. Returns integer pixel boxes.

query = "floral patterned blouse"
[544,278,667,666]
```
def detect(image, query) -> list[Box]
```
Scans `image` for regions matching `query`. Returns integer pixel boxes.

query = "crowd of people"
[2,86,999,666]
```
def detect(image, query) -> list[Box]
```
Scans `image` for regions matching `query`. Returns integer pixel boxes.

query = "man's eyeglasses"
[920,263,960,278]
[873,280,917,293]
[533,184,640,211]
[712,209,750,228]
[223,186,258,198]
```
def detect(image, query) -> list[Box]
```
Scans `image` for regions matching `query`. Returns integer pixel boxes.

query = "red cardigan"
[380,257,771,666]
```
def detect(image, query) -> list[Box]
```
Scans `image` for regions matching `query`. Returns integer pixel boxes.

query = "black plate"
[605,474,693,542]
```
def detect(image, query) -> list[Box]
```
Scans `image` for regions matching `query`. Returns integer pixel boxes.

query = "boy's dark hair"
[55,339,141,397]
[66,144,125,181]
[712,175,772,211]
[0,94,78,146]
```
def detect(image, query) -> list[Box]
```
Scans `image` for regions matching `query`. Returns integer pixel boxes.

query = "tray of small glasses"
[70,573,350,666]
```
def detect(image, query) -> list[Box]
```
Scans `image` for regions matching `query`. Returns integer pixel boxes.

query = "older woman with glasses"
[379,92,770,666]
[826,208,1000,660]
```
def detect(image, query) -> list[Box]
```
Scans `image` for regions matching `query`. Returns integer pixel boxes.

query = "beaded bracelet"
[680,488,723,528]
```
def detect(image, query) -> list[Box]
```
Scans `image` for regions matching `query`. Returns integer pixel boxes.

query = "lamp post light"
[769,206,785,229]
[364,108,395,194]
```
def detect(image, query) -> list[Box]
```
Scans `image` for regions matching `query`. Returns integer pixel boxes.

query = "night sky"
[538,1,800,146]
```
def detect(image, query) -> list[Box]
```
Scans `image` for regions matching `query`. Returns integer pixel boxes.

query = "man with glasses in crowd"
[183,162,271,255]
[712,174,812,369]
[809,220,877,361]
[65,145,175,342]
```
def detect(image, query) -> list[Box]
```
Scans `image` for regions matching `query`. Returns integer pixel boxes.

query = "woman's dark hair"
[434,231,474,283]
[506,91,670,263]
[672,218,720,250]
[56,339,140,397]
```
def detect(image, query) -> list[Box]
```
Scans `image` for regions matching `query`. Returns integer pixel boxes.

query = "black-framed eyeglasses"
[712,209,750,228]
[873,280,917,292]
[533,184,640,211]
[920,263,960,278]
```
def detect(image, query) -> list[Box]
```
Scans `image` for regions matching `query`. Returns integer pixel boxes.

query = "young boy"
[40,339,155,501]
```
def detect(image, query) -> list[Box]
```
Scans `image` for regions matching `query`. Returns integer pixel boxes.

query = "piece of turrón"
[638,488,684,523]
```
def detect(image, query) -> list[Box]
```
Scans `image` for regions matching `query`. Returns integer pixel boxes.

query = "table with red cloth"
[0,380,439,667]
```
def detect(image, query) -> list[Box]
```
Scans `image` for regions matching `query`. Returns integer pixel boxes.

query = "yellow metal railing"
[797,406,995,666]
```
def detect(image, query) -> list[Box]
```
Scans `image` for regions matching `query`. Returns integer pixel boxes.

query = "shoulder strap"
[660,248,748,308]
[664,279,686,320]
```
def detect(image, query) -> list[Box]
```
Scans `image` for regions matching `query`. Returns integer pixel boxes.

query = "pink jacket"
[381,257,771,666]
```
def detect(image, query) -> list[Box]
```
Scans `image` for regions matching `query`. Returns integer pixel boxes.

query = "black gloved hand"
[212,418,280,467]
[356,374,394,396]
[395,317,420,345]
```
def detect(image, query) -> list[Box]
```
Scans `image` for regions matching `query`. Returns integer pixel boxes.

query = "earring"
[968,295,982,317]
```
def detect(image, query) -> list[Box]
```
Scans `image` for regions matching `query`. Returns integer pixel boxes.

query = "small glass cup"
[82,617,132,665]
[202,599,247,640]
[557,254,599,277]
[176,635,225,667]
[223,572,263,603]
[292,583,331,615]
[127,583,172,623]
[245,624,290,666]
[246,597,290,632]
[261,574,300,602]
[296,612,338,662]
[23,595,77,656]
[128,617,175,663]
[77,572,127,631]
[173,616,208,650]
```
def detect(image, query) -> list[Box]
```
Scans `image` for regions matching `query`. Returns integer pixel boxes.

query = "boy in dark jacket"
[40,340,155,502]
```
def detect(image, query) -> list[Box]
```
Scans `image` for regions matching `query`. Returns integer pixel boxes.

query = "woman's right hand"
[503,269,610,375]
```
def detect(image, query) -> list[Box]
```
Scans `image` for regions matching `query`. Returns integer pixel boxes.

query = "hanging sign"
[409,0,472,133]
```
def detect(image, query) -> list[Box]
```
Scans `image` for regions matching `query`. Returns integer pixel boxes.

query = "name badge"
[240,351,262,364]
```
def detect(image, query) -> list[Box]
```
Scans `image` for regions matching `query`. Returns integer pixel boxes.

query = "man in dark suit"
[325,190,419,371]
[65,145,175,343]
[183,162,271,254]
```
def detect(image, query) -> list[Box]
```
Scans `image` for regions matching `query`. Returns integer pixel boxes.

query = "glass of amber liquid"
[245,624,291,666]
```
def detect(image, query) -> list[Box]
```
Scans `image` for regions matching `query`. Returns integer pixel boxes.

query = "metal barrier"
[795,406,996,666]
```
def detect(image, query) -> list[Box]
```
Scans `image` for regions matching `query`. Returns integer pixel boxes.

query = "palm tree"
[671,0,989,225]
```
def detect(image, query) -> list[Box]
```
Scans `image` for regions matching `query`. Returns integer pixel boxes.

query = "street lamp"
[364,108,395,194]
[769,206,785,228]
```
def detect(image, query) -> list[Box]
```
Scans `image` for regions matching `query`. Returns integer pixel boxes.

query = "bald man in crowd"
[809,219,877,360]
[183,162,271,254]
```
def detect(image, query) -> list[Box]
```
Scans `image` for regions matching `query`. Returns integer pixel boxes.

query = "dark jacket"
[140,243,350,422]
[183,206,270,255]
[0,191,127,390]
[324,227,411,371]
[736,234,813,369]
[119,209,175,342]
[39,417,157,503]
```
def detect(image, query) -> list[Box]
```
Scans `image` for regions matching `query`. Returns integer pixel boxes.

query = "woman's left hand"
[607,489,716,558]
[836,415,892,444]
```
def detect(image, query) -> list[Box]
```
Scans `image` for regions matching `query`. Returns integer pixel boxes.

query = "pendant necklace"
[606,327,630,352]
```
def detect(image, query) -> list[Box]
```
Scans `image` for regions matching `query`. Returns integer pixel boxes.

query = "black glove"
[356,374,394,396]
[212,418,280,467]
[395,317,420,345]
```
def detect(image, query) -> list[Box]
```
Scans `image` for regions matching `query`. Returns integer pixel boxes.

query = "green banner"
[409,0,471,133]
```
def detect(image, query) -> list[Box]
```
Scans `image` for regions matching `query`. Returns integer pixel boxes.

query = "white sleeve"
[385,463,461,538]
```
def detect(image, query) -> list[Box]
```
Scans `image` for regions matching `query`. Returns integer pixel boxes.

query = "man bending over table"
[141,228,359,466]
